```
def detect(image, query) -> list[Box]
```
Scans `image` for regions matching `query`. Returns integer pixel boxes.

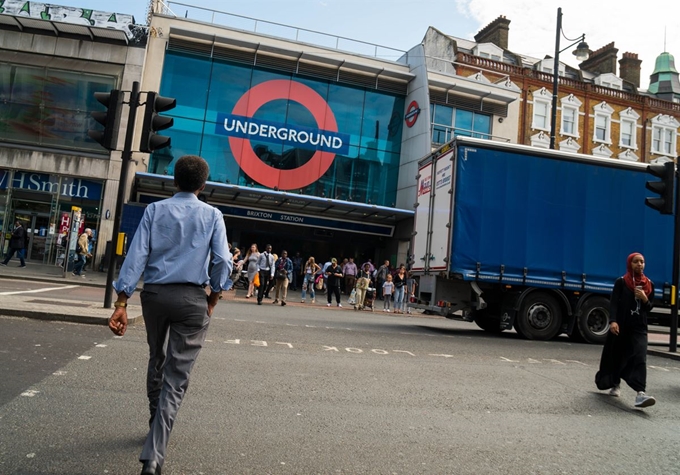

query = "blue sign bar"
[215,113,350,155]
[1,170,103,199]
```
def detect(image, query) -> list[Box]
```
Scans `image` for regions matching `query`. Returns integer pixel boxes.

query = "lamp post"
[549,7,590,149]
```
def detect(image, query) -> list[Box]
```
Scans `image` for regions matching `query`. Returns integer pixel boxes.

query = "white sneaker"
[609,385,621,397]
[634,392,656,408]
[301,299,305,303]
[312,299,315,303]
[337,304,342,308]
[327,303,331,307]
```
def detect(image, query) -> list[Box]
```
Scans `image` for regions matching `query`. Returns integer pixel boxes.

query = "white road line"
[0,285,79,296]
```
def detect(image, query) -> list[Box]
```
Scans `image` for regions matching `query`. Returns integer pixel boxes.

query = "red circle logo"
[229,79,340,190]
[404,100,420,128]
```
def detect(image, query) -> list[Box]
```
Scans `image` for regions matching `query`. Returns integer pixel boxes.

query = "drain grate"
[27,299,93,308]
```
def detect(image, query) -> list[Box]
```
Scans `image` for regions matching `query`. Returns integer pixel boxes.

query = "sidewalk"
[1,262,680,360]
[0,261,140,326]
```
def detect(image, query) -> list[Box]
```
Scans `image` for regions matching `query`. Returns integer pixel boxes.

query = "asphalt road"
[1,295,680,474]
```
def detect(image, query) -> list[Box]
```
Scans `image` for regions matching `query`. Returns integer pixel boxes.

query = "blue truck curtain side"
[450,146,673,297]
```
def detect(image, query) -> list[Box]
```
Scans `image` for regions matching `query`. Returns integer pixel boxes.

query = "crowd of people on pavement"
[227,245,418,312]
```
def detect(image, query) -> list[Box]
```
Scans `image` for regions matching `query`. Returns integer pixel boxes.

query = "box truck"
[409,137,673,343]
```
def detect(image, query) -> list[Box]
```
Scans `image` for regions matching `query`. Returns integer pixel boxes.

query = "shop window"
[0,62,115,153]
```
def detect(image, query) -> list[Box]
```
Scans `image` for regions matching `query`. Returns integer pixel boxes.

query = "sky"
[79,0,679,89]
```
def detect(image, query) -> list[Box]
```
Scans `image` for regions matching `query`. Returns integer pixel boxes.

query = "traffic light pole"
[670,168,680,352]
[104,81,140,309]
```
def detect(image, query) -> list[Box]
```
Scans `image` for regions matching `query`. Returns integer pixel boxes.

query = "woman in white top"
[301,256,321,303]
[244,243,260,298]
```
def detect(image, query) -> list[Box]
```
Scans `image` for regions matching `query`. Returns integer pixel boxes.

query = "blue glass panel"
[149,117,203,176]
[327,83,364,149]
[360,90,404,153]
[156,52,404,207]
[160,52,212,121]
[204,60,253,123]
[473,113,491,138]
[434,104,453,126]
[455,109,473,135]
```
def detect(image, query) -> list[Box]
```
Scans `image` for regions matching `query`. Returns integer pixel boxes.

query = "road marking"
[95,344,107,348]
[566,360,589,366]
[527,358,541,364]
[649,365,670,372]
[500,357,519,362]
[0,285,79,296]
[53,371,67,376]
[544,359,566,365]
[429,354,455,358]
[21,390,39,397]
[78,355,92,360]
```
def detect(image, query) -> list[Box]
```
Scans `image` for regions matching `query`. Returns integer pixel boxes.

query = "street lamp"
[549,7,590,149]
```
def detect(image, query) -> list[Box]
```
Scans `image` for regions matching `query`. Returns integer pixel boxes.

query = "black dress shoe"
[141,460,161,475]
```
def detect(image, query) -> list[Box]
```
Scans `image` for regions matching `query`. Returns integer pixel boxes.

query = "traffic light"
[645,161,675,215]
[88,89,123,150]
[140,92,176,153]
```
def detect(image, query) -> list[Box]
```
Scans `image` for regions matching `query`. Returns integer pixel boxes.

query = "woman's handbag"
[253,272,260,288]
[275,268,288,280]
[315,274,324,290]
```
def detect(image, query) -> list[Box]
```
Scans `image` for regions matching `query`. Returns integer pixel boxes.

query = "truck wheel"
[516,293,562,340]
[577,297,610,344]
[473,312,503,333]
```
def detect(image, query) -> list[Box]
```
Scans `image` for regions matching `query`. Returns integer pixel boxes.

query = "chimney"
[474,15,510,50]
[579,42,618,75]
[619,52,642,88]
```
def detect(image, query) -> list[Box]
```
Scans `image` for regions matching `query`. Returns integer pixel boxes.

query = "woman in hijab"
[596,252,656,408]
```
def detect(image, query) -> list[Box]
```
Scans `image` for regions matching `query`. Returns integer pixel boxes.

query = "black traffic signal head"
[140,92,176,153]
[88,89,123,150]
[645,161,675,215]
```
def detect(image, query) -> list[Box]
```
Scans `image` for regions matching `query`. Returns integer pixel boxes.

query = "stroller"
[362,287,376,311]
[231,261,249,290]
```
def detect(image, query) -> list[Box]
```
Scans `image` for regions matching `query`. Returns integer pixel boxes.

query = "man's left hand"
[108,307,128,336]
[207,291,221,317]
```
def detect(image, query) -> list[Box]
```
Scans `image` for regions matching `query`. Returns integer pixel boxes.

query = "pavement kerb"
[0,309,143,326]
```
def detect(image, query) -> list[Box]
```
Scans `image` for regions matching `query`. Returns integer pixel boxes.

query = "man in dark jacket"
[273,250,294,306]
[1,220,26,267]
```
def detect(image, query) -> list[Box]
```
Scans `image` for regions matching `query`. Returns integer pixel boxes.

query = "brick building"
[423,16,680,164]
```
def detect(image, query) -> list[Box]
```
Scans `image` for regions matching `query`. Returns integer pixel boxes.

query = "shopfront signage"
[404,100,421,128]
[215,79,349,191]
[7,171,103,199]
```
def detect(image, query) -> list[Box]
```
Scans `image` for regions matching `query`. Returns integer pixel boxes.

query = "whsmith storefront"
[130,12,430,262]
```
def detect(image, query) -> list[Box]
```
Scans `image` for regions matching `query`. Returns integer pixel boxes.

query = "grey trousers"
[139,284,210,467]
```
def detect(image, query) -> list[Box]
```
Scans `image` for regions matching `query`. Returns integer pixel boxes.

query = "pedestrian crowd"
[229,249,418,312]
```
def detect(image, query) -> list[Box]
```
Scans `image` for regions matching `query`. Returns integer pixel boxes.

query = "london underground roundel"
[219,79,346,190]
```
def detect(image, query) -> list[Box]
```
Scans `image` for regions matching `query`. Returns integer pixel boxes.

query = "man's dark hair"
[174,155,209,192]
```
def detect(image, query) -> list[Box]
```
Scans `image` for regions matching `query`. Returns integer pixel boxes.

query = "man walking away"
[1,220,26,267]
[108,155,232,475]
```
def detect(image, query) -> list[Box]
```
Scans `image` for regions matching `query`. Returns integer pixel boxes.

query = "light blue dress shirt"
[113,192,232,297]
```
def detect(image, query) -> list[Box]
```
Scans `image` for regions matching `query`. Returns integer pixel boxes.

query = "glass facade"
[0,63,116,153]
[430,103,492,145]
[149,51,405,206]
